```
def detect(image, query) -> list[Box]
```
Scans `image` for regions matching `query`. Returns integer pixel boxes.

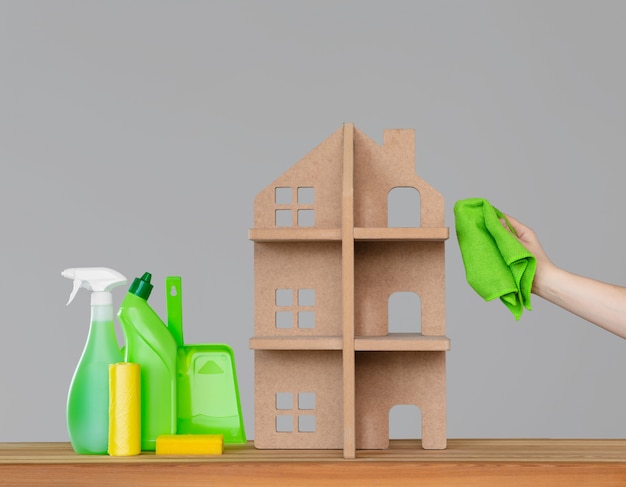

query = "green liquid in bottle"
[67,310,122,454]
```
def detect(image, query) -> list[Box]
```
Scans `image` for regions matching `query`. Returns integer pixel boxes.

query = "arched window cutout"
[388,291,421,334]
[388,187,420,227]
[389,404,421,439]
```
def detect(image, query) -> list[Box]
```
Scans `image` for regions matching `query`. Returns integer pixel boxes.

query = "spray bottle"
[62,267,127,454]
[117,272,177,451]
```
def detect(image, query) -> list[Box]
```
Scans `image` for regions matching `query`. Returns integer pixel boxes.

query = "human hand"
[502,214,626,338]
[503,214,557,295]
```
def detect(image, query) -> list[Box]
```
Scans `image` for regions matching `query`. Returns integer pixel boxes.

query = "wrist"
[531,260,561,299]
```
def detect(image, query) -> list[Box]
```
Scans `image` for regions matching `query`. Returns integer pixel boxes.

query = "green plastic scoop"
[166,276,246,444]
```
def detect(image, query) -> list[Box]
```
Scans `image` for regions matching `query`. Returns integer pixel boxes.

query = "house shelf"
[249,336,343,350]
[354,333,450,352]
[249,334,450,352]
[250,123,449,458]
[249,228,342,242]
[354,227,449,241]
[249,227,449,242]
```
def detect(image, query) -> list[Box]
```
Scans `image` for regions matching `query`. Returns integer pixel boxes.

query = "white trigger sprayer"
[62,267,127,306]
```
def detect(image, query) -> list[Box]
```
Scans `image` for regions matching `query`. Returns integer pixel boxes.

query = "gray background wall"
[2,0,626,442]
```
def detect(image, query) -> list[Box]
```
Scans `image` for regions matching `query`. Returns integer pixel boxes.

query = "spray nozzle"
[62,267,127,306]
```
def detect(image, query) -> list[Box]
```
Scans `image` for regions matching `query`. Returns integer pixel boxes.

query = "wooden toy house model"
[249,123,450,459]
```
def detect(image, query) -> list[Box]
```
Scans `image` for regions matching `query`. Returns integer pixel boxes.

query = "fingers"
[504,214,529,239]
[504,213,521,228]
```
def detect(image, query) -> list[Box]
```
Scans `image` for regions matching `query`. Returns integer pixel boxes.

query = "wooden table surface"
[2,439,626,486]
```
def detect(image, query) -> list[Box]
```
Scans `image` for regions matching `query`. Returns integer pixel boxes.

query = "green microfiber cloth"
[454,198,536,320]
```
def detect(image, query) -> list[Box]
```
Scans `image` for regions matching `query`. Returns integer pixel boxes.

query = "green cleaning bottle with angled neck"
[62,267,127,454]
[117,272,177,451]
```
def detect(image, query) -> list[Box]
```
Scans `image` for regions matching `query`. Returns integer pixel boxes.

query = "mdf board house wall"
[249,123,450,459]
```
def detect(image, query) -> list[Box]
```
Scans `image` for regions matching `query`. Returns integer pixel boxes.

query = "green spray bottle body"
[66,304,122,453]
[62,267,126,454]
[117,273,177,451]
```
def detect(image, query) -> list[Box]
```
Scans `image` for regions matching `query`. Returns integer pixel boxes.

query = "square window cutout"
[298,392,316,410]
[297,209,315,227]
[298,187,314,204]
[276,392,293,410]
[276,311,293,329]
[275,187,292,204]
[298,415,316,433]
[276,289,292,306]
[276,415,293,433]
[298,311,315,329]
[298,289,315,306]
[275,209,292,227]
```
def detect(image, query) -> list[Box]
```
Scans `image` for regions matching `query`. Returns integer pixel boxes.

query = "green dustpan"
[166,276,246,444]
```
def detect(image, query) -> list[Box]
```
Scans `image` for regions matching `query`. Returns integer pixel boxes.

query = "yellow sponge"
[155,434,224,455]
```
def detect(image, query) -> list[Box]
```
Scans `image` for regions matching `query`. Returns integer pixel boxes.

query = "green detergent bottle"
[62,267,127,454]
[117,272,177,451]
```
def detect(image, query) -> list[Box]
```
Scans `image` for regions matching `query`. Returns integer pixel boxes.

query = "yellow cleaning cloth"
[156,434,224,455]
[108,362,141,456]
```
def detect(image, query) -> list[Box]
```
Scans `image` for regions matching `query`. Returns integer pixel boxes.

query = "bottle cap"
[129,272,153,300]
